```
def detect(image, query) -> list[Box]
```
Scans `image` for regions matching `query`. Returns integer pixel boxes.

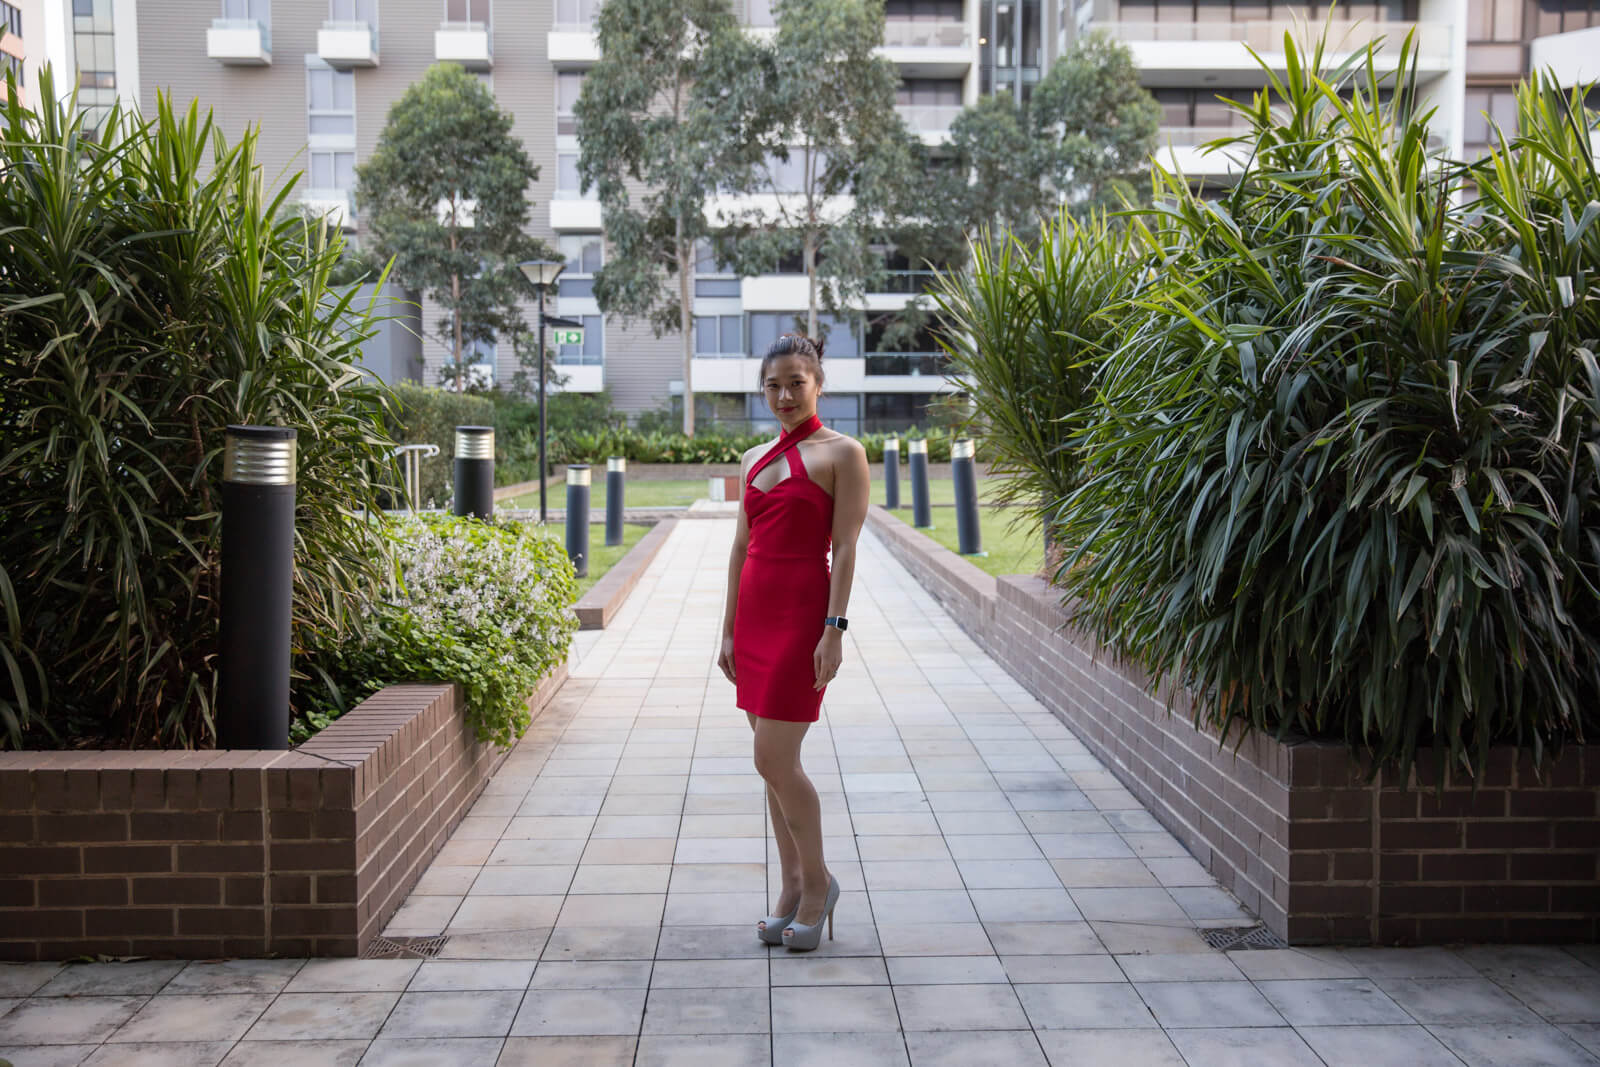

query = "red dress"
[734,416,833,722]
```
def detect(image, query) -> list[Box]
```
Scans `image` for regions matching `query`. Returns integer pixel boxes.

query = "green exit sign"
[552,329,584,346]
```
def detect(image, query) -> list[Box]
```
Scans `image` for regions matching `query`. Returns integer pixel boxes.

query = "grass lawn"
[876,473,1012,509]
[904,504,1046,579]
[503,478,707,512]
[524,521,649,599]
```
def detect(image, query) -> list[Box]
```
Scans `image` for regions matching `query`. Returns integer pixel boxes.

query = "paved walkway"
[2,520,1598,1066]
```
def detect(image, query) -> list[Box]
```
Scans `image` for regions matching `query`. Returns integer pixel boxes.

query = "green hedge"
[524,427,958,466]
[386,383,495,507]
[945,39,1600,776]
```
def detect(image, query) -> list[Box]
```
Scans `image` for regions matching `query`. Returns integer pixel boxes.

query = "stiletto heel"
[782,876,839,952]
[757,903,799,946]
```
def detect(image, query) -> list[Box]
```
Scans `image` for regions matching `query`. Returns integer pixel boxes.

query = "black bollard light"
[883,436,901,510]
[909,437,932,529]
[566,464,591,578]
[605,456,625,547]
[952,437,983,555]
[219,425,296,750]
[453,425,494,520]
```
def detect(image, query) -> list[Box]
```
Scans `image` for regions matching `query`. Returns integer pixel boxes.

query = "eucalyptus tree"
[575,0,766,436]
[356,63,556,392]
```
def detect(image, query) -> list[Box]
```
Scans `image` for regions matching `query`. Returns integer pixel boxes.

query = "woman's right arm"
[717,453,752,683]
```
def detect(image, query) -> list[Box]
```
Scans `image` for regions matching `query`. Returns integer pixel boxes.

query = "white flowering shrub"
[296,515,578,747]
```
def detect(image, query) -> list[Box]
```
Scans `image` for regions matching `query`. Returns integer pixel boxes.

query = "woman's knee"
[752,743,795,785]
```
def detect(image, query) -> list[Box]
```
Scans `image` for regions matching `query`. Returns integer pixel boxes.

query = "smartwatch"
[824,616,849,632]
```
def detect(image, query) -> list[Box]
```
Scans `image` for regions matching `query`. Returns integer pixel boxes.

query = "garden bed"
[0,666,565,962]
[868,506,1599,945]
[574,518,677,629]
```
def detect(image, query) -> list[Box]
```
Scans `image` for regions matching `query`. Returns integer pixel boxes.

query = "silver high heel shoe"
[782,876,840,952]
[757,902,799,946]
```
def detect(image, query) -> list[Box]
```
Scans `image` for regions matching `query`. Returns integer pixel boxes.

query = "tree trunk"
[805,231,818,339]
[678,218,695,438]
[450,209,463,393]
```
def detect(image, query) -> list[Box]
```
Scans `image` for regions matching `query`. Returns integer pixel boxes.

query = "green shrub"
[386,383,494,506]
[1039,39,1599,775]
[0,75,399,748]
[297,514,578,747]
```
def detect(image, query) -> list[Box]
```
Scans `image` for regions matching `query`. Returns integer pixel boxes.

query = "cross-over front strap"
[746,414,823,488]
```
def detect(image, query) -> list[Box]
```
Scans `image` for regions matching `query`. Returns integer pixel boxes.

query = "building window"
[2,2,22,42]
[555,0,600,28]
[695,315,744,358]
[555,152,594,199]
[308,64,355,137]
[309,150,355,193]
[445,0,489,24]
[1463,87,1519,159]
[747,312,859,359]
[558,234,603,299]
[73,0,116,133]
[222,0,271,25]
[556,315,603,365]
[463,336,495,387]
[557,72,583,136]
[330,0,377,23]
[694,240,740,298]
[865,392,936,431]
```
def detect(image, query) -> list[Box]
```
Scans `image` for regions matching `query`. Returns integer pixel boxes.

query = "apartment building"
[1467,0,1599,157]
[120,0,974,432]
[16,0,140,127]
[3,2,23,106]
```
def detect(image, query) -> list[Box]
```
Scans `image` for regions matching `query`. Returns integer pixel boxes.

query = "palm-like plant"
[0,73,399,748]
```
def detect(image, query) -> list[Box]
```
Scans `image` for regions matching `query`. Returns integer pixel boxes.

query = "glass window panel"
[1492,0,1521,39]
[1196,0,1230,20]
[310,114,355,135]
[695,316,716,354]
[561,278,595,298]
[311,153,333,187]
[557,72,583,113]
[1463,89,1490,145]
[749,313,781,357]
[332,69,354,110]
[1193,97,1232,127]
[695,278,741,297]
[581,238,603,273]
[558,154,580,189]
[1467,0,1491,38]
[584,316,603,358]
[309,69,329,107]
[721,316,742,354]
[335,152,355,189]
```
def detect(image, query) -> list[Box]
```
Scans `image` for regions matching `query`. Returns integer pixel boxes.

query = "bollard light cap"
[607,456,627,472]
[224,425,297,485]
[952,438,976,460]
[907,438,928,454]
[567,464,592,486]
[455,426,494,459]
[883,437,899,450]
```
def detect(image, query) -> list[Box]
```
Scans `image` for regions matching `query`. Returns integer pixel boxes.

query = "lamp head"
[519,259,565,290]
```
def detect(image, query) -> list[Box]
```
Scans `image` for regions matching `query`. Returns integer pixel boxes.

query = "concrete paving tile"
[1227,948,1361,981]
[674,838,765,864]
[983,922,1102,956]
[1563,1024,1600,1057]
[583,837,678,864]
[664,890,768,926]
[1134,980,1284,1029]
[0,997,148,1044]
[1002,955,1125,984]
[1114,953,1243,983]
[0,964,63,997]
[487,838,588,865]
[861,861,965,891]
[1047,859,1158,888]
[655,924,772,960]
[217,1039,368,1066]
[0,1044,99,1067]
[108,994,272,1043]
[1456,945,1600,980]
[1335,947,1477,978]
[1377,977,1546,1025]
[510,988,647,1036]
[1033,1028,1185,1065]
[81,1041,234,1066]
[772,985,901,1032]
[649,959,766,988]
[968,889,1081,924]
[556,892,666,927]
[772,1032,909,1067]
[877,921,995,957]
[904,1029,1047,1066]
[868,890,979,925]
[358,1037,503,1066]
[569,864,672,894]
[1032,834,1135,859]
[885,956,1008,985]
[1297,1024,1465,1066]
[503,815,597,838]
[1430,1022,1600,1066]
[1165,1026,1323,1067]
[954,859,1062,889]
[496,1035,637,1065]
[1086,921,1211,956]
[35,961,184,997]
[770,955,890,986]
[941,835,1043,861]
[285,959,419,993]
[1069,888,1186,922]
[1168,886,1253,922]
[1255,978,1413,1027]
[449,894,563,932]
[1494,972,1600,1023]
[375,989,521,1038]
[1015,982,1157,1030]
[642,985,769,1034]
[410,865,480,895]
[407,959,534,991]
[635,1034,771,1066]
[438,929,553,960]
[244,992,399,1041]
[529,960,652,988]
[468,865,575,895]
[893,983,1029,1031]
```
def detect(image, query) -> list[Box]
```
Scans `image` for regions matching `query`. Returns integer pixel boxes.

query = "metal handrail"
[393,443,440,512]
[881,20,969,48]
[211,17,271,52]
[1093,19,1449,56]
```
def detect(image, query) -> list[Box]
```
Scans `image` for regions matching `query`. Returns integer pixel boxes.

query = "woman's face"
[763,355,821,430]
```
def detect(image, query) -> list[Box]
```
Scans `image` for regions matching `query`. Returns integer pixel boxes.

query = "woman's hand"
[813,628,843,690]
[717,634,737,684]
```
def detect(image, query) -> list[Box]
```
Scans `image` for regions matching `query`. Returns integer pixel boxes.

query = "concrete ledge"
[574,518,676,630]
[870,509,1600,945]
[0,664,566,961]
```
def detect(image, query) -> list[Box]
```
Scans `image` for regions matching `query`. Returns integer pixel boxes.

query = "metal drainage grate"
[1201,925,1289,951]
[362,935,449,960]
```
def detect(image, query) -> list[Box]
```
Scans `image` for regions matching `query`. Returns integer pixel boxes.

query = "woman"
[717,332,870,951]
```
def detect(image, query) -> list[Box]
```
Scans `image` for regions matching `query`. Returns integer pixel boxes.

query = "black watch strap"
[825,616,849,631]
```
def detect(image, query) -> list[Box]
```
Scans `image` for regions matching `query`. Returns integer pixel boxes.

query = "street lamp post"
[519,259,565,525]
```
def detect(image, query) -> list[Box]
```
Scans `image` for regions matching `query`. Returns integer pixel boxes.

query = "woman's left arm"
[814,438,871,690]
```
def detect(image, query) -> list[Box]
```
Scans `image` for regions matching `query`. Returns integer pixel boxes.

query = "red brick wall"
[0,666,565,961]
[867,507,1599,944]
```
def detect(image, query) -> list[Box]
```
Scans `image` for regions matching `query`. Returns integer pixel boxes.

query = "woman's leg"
[748,713,803,922]
[749,714,830,925]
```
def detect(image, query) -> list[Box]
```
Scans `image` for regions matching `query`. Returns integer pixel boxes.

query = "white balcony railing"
[897,104,963,134]
[302,189,354,230]
[207,18,271,65]
[1097,19,1449,59]
[1160,125,1249,145]
[881,20,970,48]
[318,20,378,67]
[436,21,492,69]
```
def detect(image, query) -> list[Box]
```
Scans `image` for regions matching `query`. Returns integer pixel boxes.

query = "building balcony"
[207,18,271,66]
[1530,25,1600,89]
[1155,125,1251,178]
[897,104,963,144]
[878,19,973,76]
[436,21,492,70]
[866,352,948,377]
[318,20,378,68]
[548,29,600,67]
[549,197,603,231]
[1095,20,1451,83]
[552,364,604,392]
[302,189,355,232]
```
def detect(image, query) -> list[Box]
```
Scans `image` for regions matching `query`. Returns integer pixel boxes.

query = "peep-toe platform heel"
[782,876,840,952]
[757,903,799,946]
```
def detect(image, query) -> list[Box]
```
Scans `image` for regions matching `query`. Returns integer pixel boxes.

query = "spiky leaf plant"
[0,72,399,748]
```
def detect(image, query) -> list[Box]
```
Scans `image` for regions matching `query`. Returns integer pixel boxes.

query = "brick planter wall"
[0,666,565,961]
[868,507,1599,944]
